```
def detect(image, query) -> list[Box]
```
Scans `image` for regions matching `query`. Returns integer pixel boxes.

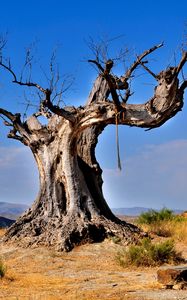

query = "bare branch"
[0,114,13,127]
[0,60,17,81]
[0,36,7,52]
[7,129,24,143]
[0,59,47,93]
[0,108,31,144]
[120,88,132,103]
[121,43,163,81]
[42,90,76,123]
[0,108,18,123]
[0,57,76,122]
[86,35,129,66]
[175,51,187,76]
[20,45,34,82]
[139,61,157,79]
[4,120,13,126]
[88,59,104,73]
[88,44,164,109]
[179,80,187,93]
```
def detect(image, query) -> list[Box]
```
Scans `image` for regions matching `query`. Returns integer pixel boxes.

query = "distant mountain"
[0,202,184,220]
[0,216,15,228]
[112,207,184,216]
[0,202,28,220]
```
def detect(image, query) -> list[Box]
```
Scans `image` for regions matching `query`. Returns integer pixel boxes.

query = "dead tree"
[0,41,186,251]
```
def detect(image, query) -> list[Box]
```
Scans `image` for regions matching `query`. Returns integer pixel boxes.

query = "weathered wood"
[2,75,142,251]
[0,45,186,251]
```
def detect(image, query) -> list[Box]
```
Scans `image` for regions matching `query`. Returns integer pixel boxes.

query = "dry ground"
[0,229,187,300]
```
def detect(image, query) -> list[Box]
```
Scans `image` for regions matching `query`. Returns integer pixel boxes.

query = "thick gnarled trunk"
[4,116,140,251]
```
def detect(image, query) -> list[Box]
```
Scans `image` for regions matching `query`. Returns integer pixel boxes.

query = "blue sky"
[0,0,187,210]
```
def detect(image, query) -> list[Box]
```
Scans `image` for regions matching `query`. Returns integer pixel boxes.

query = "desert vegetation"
[136,208,187,242]
[116,238,183,267]
[115,209,187,268]
[137,208,175,224]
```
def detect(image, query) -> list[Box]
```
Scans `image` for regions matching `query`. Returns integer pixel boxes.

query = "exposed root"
[3,214,144,252]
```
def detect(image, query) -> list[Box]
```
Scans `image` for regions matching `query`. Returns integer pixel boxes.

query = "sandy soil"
[0,229,187,300]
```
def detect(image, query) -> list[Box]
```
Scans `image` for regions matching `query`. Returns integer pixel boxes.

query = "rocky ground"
[0,229,187,300]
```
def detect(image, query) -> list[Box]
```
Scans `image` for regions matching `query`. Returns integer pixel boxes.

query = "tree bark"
[4,114,140,251]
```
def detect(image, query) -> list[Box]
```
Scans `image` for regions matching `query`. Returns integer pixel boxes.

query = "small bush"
[116,238,182,267]
[0,259,6,278]
[137,208,174,225]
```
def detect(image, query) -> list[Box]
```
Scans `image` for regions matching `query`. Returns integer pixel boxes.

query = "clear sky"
[0,0,187,210]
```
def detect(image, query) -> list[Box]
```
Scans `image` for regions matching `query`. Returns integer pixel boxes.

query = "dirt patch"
[0,229,187,299]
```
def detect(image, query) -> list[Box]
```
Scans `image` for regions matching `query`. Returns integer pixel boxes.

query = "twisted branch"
[0,60,76,123]
[121,43,163,81]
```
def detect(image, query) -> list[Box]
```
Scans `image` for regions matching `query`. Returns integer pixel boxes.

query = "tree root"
[3,214,144,251]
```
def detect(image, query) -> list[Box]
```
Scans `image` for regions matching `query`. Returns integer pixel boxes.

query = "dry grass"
[139,217,187,243]
[171,219,187,242]
[0,237,165,300]
[0,229,6,237]
[116,238,183,267]
[0,223,187,299]
[134,209,187,245]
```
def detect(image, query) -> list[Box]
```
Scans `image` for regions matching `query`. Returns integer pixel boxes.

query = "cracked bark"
[3,78,140,251]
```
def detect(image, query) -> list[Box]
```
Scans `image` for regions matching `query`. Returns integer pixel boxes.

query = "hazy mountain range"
[0,202,28,220]
[112,207,184,216]
[0,202,184,228]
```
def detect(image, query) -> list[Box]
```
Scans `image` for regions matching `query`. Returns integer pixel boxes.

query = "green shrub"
[137,208,174,225]
[116,238,182,267]
[0,259,6,278]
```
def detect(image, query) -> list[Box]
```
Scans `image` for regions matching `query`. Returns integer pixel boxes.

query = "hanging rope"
[115,112,122,171]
